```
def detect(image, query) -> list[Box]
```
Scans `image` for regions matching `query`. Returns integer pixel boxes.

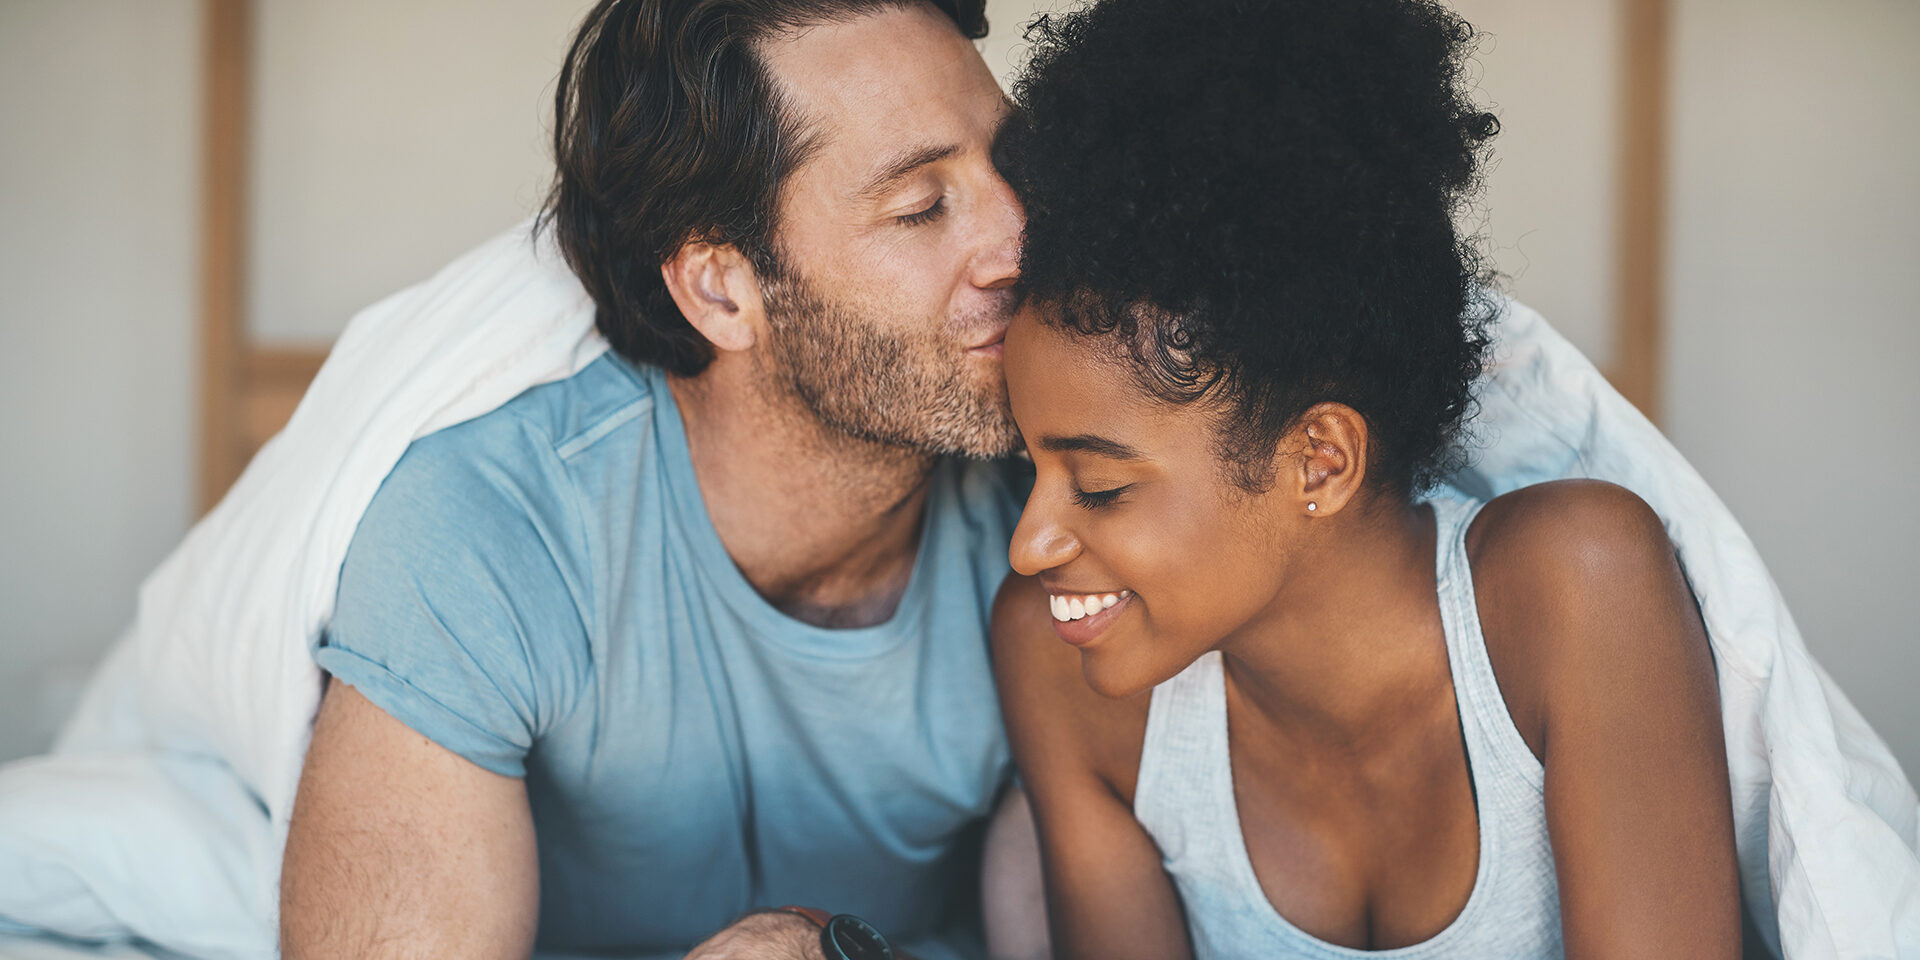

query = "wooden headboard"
[195,0,329,514]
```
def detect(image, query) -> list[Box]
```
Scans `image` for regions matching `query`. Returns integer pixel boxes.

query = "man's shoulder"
[322,357,642,776]
[412,351,655,468]
[353,353,661,578]
[325,360,645,726]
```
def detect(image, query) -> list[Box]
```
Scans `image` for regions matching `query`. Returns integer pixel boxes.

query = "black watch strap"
[821,913,895,960]
[774,906,894,960]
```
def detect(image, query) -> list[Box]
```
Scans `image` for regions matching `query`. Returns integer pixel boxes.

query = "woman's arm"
[990,574,1194,960]
[1471,480,1743,959]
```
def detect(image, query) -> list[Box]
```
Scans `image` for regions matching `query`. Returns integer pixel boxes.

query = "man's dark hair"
[543,0,989,377]
[1000,0,1500,497]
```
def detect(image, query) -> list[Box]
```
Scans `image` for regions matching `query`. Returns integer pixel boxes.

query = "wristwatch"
[777,906,896,960]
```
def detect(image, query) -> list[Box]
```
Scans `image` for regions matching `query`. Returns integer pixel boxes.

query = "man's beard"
[760,267,1020,460]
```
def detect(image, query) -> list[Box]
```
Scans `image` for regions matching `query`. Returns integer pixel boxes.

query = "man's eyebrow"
[855,143,960,203]
[1037,434,1147,461]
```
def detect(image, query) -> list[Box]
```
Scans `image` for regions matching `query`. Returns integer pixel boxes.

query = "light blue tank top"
[1133,494,1565,958]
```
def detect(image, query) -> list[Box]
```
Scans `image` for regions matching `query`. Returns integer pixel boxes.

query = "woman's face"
[1004,309,1307,699]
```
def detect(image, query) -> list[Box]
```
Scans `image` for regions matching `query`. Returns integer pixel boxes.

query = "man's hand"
[682,911,822,960]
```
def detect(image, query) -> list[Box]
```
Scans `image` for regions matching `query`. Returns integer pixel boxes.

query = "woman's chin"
[1079,649,1178,701]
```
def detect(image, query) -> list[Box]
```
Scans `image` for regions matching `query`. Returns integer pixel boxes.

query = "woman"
[988,0,1744,956]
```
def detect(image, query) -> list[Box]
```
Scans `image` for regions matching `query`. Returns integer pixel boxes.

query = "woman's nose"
[1009,501,1080,577]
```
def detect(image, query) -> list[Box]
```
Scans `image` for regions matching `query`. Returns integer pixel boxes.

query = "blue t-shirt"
[316,354,1023,958]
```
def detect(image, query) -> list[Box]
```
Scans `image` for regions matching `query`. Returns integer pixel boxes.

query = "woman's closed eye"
[1072,483,1134,509]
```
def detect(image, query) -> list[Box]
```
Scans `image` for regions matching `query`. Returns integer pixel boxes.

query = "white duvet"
[0,222,1913,959]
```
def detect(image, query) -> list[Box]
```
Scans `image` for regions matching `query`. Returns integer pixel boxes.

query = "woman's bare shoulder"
[1467,479,1683,614]
[1463,479,1713,759]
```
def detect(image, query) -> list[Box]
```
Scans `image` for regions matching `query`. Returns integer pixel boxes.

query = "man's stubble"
[759,264,1021,462]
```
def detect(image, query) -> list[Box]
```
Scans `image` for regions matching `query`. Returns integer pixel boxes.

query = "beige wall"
[1665,0,1920,772]
[1442,0,1624,368]
[0,0,201,762]
[1,2,1914,780]
[249,0,591,344]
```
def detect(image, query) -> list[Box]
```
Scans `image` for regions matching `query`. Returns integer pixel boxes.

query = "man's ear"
[1285,402,1370,517]
[661,241,767,354]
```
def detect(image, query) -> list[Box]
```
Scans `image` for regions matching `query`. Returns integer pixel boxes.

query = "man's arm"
[280,678,541,959]
[285,681,851,960]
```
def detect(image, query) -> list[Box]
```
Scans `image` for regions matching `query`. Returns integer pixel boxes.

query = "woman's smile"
[1046,588,1134,646]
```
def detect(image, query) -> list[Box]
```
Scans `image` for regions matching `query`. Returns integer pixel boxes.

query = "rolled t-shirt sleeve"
[317,421,593,778]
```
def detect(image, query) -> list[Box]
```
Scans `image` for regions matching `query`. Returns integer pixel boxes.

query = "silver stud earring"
[1306,501,1318,513]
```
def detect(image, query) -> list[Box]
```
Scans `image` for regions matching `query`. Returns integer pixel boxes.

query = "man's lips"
[966,326,1008,354]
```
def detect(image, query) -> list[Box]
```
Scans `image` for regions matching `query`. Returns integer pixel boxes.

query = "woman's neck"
[1217,497,1452,753]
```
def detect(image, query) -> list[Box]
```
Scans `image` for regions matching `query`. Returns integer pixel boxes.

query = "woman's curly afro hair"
[999,0,1500,497]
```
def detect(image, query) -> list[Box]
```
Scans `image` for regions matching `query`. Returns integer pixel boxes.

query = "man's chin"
[913,396,1020,460]
[820,397,1018,460]
[951,429,1023,460]
[944,384,1021,459]
[919,361,1017,458]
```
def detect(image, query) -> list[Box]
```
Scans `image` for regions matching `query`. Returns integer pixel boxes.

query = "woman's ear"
[1287,402,1370,517]
[660,241,767,354]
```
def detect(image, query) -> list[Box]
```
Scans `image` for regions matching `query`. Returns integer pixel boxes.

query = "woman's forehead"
[1007,312,1186,443]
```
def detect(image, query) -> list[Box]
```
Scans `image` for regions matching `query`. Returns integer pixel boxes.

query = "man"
[278,1,1029,957]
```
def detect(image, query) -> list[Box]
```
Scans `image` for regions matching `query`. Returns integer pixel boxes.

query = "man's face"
[753,3,1023,459]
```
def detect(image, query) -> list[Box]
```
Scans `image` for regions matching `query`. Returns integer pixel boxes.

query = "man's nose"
[1009,500,1079,577]
[969,171,1025,291]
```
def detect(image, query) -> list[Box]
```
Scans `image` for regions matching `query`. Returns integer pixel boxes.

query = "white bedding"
[0,221,1912,958]
[0,936,173,960]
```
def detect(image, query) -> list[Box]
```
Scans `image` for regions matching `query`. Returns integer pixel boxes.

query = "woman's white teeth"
[1048,590,1131,622]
